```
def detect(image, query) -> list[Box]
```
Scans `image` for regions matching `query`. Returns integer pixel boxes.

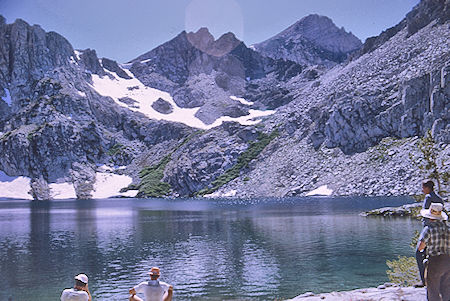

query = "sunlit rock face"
[0,0,448,199]
[253,14,362,67]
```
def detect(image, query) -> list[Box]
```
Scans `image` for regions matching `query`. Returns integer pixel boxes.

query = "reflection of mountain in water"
[0,198,420,300]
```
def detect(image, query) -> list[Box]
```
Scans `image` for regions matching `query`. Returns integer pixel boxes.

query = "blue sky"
[0,0,420,63]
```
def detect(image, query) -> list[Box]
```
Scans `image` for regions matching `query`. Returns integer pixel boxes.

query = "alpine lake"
[0,196,421,300]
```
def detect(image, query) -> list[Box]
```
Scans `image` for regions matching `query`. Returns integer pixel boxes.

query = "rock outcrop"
[289,284,426,301]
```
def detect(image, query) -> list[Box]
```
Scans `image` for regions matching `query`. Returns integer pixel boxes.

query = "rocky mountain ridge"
[253,14,362,66]
[0,0,448,200]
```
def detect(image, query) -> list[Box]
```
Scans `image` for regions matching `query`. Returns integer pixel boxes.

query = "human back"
[60,288,89,301]
[61,274,91,301]
[134,280,170,301]
[129,267,173,301]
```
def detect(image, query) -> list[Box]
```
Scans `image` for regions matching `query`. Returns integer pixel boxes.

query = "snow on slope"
[306,185,333,196]
[92,172,138,198]
[230,95,254,106]
[49,182,77,199]
[0,171,32,199]
[90,69,274,129]
[0,170,137,200]
[2,88,12,106]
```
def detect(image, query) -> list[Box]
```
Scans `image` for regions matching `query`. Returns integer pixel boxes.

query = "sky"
[0,0,420,63]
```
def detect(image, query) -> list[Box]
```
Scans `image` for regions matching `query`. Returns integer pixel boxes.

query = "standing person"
[129,267,173,301]
[416,203,450,301]
[416,179,445,286]
[61,274,92,301]
[422,179,444,209]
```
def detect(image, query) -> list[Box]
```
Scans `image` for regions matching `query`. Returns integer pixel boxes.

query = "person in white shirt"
[129,267,173,301]
[61,274,92,301]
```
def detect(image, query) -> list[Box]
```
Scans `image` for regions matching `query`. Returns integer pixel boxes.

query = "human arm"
[416,227,429,252]
[423,194,431,209]
[417,241,426,252]
[129,282,145,297]
[81,284,92,301]
[163,285,173,301]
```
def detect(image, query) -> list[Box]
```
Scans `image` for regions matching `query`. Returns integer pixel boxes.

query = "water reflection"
[0,197,420,300]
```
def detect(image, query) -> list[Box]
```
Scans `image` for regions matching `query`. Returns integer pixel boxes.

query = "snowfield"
[305,185,333,196]
[90,69,274,129]
[0,170,137,200]
[0,171,33,199]
[1,88,12,106]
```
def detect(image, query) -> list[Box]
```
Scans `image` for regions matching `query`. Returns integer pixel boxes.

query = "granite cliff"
[0,0,448,200]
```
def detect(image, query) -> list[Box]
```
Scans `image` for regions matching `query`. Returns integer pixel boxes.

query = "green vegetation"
[133,132,200,198]
[386,231,420,286]
[197,130,279,196]
[410,131,449,196]
[107,143,125,156]
[27,123,48,141]
[136,153,172,198]
[369,137,407,162]
[243,176,250,182]
[386,256,420,286]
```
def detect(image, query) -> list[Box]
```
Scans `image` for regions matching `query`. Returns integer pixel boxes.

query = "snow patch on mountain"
[305,185,333,196]
[230,95,254,106]
[73,50,82,60]
[90,69,275,129]
[92,172,138,198]
[49,182,76,199]
[2,88,12,106]
[0,171,32,199]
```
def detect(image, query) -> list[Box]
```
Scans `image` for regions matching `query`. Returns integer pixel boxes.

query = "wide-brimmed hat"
[75,274,89,284]
[149,267,160,276]
[420,203,448,221]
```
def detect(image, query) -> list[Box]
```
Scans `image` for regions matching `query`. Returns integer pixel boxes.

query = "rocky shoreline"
[288,283,426,300]
[361,202,450,217]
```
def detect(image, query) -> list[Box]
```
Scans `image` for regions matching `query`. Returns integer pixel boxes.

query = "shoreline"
[288,284,426,300]
[362,202,450,217]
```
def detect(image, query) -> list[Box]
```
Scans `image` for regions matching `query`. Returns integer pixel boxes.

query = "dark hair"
[422,179,435,190]
[75,279,87,288]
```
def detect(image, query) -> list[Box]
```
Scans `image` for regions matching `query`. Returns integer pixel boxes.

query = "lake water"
[0,197,421,300]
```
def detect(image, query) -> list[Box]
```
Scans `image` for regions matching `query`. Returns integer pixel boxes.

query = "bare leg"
[129,295,144,301]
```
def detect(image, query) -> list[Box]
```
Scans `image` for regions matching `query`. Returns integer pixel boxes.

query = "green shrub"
[107,143,125,156]
[133,132,200,198]
[136,153,172,198]
[386,256,420,286]
[386,231,421,286]
[198,130,278,196]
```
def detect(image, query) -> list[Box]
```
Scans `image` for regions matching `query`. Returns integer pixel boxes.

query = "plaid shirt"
[419,221,450,257]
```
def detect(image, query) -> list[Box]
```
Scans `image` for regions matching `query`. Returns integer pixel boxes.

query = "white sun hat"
[420,203,448,221]
[75,274,89,284]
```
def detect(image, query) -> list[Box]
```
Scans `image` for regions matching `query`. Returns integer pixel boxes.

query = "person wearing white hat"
[416,203,450,301]
[129,267,173,301]
[61,274,92,301]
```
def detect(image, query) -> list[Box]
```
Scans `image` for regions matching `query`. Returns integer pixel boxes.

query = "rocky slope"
[0,16,193,199]
[253,14,362,67]
[0,0,448,200]
[127,27,303,124]
[194,0,450,198]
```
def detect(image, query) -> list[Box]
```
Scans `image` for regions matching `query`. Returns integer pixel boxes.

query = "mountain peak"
[253,14,361,66]
[186,28,241,57]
